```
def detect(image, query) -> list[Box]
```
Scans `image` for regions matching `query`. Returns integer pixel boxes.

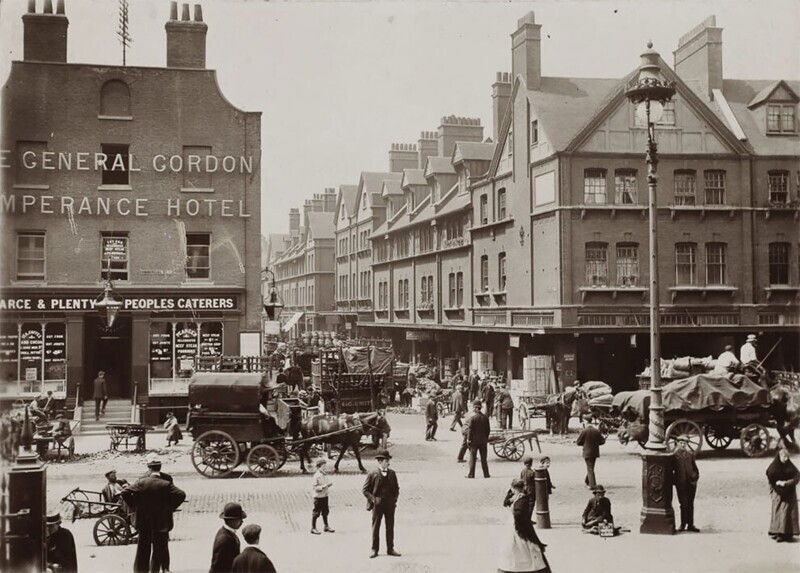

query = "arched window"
[100,80,131,117]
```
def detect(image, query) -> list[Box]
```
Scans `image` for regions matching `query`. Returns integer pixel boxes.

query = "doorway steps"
[78,399,132,435]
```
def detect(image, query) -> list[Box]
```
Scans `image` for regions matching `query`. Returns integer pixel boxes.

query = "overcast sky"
[1,0,797,236]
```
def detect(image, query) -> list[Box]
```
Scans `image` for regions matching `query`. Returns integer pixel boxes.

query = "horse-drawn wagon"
[186,372,386,478]
[311,343,395,413]
[613,373,790,457]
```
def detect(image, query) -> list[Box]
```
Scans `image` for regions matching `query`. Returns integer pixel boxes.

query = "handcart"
[488,428,542,461]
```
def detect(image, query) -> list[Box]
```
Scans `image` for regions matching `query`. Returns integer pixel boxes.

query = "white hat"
[746,334,757,343]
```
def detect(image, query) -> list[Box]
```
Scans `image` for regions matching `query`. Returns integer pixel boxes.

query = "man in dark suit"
[362,449,401,559]
[46,512,78,573]
[449,387,465,431]
[425,393,438,441]
[121,461,186,573]
[468,368,480,402]
[92,370,107,421]
[466,400,491,479]
[582,484,616,532]
[576,416,605,488]
[210,502,247,573]
[232,524,276,573]
[673,434,700,532]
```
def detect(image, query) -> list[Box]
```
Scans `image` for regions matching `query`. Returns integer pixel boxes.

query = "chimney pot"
[43,0,53,13]
[56,0,64,14]
[169,1,178,20]
[181,3,190,21]
[512,10,542,90]
[194,4,203,22]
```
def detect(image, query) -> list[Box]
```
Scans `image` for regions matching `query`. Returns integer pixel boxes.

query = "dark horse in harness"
[544,389,584,435]
[296,411,386,474]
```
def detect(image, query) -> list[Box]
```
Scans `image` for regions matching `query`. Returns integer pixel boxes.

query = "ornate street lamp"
[262,267,283,321]
[95,260,124,329]
[625,42,676,535]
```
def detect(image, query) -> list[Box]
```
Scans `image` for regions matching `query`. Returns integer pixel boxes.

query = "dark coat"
[232,546,276,573]
[121,476,185,532]
[497,388,514,410]
[210,526,241,573]
[468,373,480,397]
[451,390,465,415]
[92,376,107,399]
[466,411,491,446]
[576,425,605,459]
[425,400,438,422]
[673,448,699,487]
[520,467,536,503]
[582,496,613,525]
[362,468,400,509]
[47,526,78,573]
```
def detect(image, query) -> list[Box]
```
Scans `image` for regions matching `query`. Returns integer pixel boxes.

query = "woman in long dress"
[498,479,551,573]
[164,411,183,446]
[766,445,799,542]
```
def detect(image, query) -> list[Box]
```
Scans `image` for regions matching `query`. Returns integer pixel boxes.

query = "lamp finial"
[647,40,653,49]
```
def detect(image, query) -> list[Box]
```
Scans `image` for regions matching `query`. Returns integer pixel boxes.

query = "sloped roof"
[337,184,359,217]
[435,189,470,217]
[401,169,427,187]
[746,80,799,109]
[719,79,800,156]
[424,157,456,177]
[453,141,495,163]
[360,171,402,194]
[382,180,404,196]
[306,212,335,240]
[527,76,622,152]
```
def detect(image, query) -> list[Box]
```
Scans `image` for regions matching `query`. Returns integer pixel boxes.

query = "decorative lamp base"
[640,450,675,535]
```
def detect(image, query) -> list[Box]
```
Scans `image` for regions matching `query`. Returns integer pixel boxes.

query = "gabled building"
[468,12,798,389]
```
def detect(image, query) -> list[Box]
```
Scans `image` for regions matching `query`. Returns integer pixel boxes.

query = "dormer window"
[767,104,795,134]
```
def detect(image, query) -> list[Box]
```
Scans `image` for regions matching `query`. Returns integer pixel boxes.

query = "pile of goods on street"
[639,356,716,380]
[292,331,342,354]
[581,381,613,407]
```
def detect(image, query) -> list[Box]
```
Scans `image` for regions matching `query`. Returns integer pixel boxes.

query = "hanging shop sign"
[0,294,239,312]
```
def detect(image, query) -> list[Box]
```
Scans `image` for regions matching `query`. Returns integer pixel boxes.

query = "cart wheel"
[247,445,282,477]
[665,419,703,453]
[740,423,771,457]
[492,441,507,458]
[93,514,129,546]
[503,438,525,462]
[704,425,733,450]
[191,430,240,478]
[518,404,529,430]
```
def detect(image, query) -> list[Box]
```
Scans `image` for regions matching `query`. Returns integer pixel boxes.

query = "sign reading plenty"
[0,294,239,312]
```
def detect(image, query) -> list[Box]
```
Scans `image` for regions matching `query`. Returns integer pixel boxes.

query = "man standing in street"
[466,400,491,479]
[210,502,247,572]
[92,370,107,421]
[468,368,480,402]
[449,386,465,431]
[576,416,605,488]
[496,383,515,430]
[481,381,495,420]
[362,449,401,559]
[673,435,700,532]
[232,524,276,573]
[122,459,186,573]
[456,407,474,463]
[425,393,438,441]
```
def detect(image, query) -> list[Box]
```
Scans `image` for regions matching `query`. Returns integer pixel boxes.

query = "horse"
[769,384,800,449]
[544,389,583,435]
[296,411,386,474]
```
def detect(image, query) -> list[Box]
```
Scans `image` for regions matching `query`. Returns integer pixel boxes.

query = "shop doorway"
[83,316,132,399]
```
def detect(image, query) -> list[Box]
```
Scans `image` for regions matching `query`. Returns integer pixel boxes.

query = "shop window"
[17,232,46,281]
[19,323,43,393]
[185,233,210,279]
[0,322,19,383]
[100,80,131,117]
[101,232,129,281]
[150,321,224,390]
[101,144,130,186]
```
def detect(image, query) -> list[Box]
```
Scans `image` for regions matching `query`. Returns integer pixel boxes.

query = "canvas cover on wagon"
[188,372,266,412]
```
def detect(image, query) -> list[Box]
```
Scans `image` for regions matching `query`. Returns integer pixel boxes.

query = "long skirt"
[769,489,799,536]
[497,524,551,573]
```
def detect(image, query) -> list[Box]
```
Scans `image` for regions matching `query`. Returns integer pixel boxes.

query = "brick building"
[0,2,262,412]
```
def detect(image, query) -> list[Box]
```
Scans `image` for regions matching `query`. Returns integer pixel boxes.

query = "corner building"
[0,2,262,414]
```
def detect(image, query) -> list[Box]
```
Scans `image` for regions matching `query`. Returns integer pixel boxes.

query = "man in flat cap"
[46,512,78,573]
[122,464,186,573]
[362,449,401,558]
[232,524,277,573]
[673,434,700,532]
[210,502,247,573]
[102,469,129,503]
[466,399,491,479]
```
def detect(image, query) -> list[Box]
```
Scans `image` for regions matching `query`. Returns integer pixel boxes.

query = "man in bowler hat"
[576,416,605,488]
[466,400,491,479]
[362,449,401,558]
[210,502,247,572]
[673,434,700,532]
[122,462,186,573]
[46,512,78,573]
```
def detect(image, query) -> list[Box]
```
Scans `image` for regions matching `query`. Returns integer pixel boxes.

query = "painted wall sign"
[0,294,239,312]
[0,195,252,218]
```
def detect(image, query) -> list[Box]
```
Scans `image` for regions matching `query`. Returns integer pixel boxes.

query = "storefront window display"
[0,321,67,396]
[149,321,224,394]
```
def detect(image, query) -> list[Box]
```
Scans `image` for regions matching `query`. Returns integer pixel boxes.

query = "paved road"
[42,412,800,573]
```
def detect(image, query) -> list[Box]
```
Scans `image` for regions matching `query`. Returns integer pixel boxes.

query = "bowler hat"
[220,502,247,520]
[374,448,392,460]
[146,454,162,467]
[592,485,606,494]
[46,512,62,525]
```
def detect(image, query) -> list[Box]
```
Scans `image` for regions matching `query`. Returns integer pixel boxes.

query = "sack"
[583,381,610,393]
[587,387,612,399]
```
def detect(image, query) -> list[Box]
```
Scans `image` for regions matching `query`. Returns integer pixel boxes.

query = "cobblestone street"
[45,412,799,573]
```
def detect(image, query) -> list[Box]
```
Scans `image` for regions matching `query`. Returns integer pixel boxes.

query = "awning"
[282,311,305,332]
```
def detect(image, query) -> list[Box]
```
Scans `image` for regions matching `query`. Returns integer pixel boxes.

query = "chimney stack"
[512,12,541,90]
[437,116,484,158]
[673,16,723,101]
[388,143,418,173]
[22,0,69,63]
[166,2,208,69]
[289,208,301,236]
[323,188,337,212]
[417,131,438,169]
[492,72,512,143]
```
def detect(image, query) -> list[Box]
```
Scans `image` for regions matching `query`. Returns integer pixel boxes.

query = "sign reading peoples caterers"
[0,294,239,312]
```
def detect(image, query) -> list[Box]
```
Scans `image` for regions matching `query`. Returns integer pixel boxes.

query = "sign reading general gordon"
[0,294,239,312]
